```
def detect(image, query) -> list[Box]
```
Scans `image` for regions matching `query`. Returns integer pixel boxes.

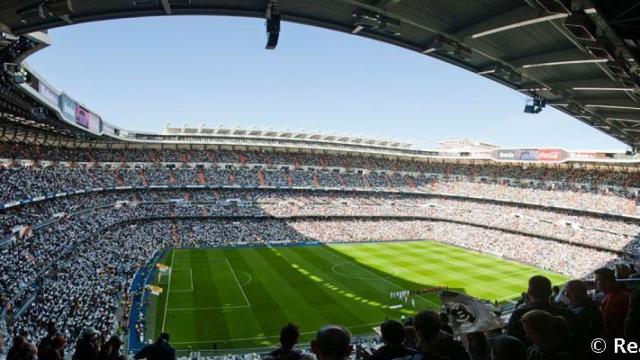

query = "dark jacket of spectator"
[569,299,603,359]
[269,347,303,360]
[507,301,575,346]
[526,339,574,360]
[626,286,640,341]
[367,344,416,360]
[600,287,629,339]
[134,337,176,360]
[73,337,99,360]
[7,336,25,360]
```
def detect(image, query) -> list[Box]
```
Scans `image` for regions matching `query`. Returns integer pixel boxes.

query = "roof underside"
[0,0,639,147]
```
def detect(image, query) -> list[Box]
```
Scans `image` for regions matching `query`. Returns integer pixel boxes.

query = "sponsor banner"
[572,152,597,160]
[102,122,116,136]
[538,149,562,162]
[88,112,101,133]
[495,150,517,160]
[38,82,59,105]
[76,105,90,128]
[59,94,77,123]
[519,149,538,161]
[471,151,493,158]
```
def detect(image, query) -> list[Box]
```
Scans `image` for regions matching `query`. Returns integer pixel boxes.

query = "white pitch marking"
[224,258,251,307]
[161,250,175,333]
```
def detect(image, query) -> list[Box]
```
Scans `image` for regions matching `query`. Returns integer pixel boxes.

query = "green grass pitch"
[148,240,567,351]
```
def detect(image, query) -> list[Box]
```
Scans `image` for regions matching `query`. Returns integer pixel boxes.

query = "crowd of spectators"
[2,144,640,359]
[1,190,639,311]
[1,206,637,356]
[5,272,640,360]
[2,144,640,217]
[1,142,639,187]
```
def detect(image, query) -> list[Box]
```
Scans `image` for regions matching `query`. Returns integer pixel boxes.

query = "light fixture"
[0,31,19,48]
[471,13,567,39]
[607,118,640,123]
[352,9,401,36]
[573,87,635,91]
[477,69,496,75]
[586,105,640,111]
[521,58,609,68]
[524,96,546,114]
[422,36,443,54]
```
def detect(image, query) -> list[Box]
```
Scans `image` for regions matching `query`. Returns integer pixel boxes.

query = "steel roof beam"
[160,0,172,15]
[519,78,619,90]
[375,0,403,10]
[598,113,640,122]
[582,98,640,110]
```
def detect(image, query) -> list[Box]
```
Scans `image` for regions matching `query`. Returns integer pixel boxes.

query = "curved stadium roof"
[0,1,639,148]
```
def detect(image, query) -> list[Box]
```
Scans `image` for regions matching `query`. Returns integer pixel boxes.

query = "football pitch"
[148,241,567,351]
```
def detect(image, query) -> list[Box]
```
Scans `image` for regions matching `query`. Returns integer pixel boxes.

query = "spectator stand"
[128,249,169,354]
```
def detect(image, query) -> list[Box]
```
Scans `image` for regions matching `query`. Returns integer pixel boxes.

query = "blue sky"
[27,16,625,150]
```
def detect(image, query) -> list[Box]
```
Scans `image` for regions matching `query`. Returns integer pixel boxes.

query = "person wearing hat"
[134,333,176,360]
[100,336,123,360]
[73,327,100,360]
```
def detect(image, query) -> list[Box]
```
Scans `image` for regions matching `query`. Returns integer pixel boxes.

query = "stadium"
[1,1,640,359]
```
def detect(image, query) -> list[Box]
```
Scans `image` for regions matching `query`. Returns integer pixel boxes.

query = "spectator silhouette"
[7,334,26,360]
[310,325,352,360]
[269,323,303,360]
[363,320,416,360]
[399,310,470,360]
[490,335,526,360]
[507,276,575,346]
[564,279,603,359]
[72,327,100,360]
[38,321,63,359]
[134,333,176,360]
[100,335,124,360]
[595,267,629,339]
[626,286,640,342]
[521,310,573,360]
[39,336,65,360]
